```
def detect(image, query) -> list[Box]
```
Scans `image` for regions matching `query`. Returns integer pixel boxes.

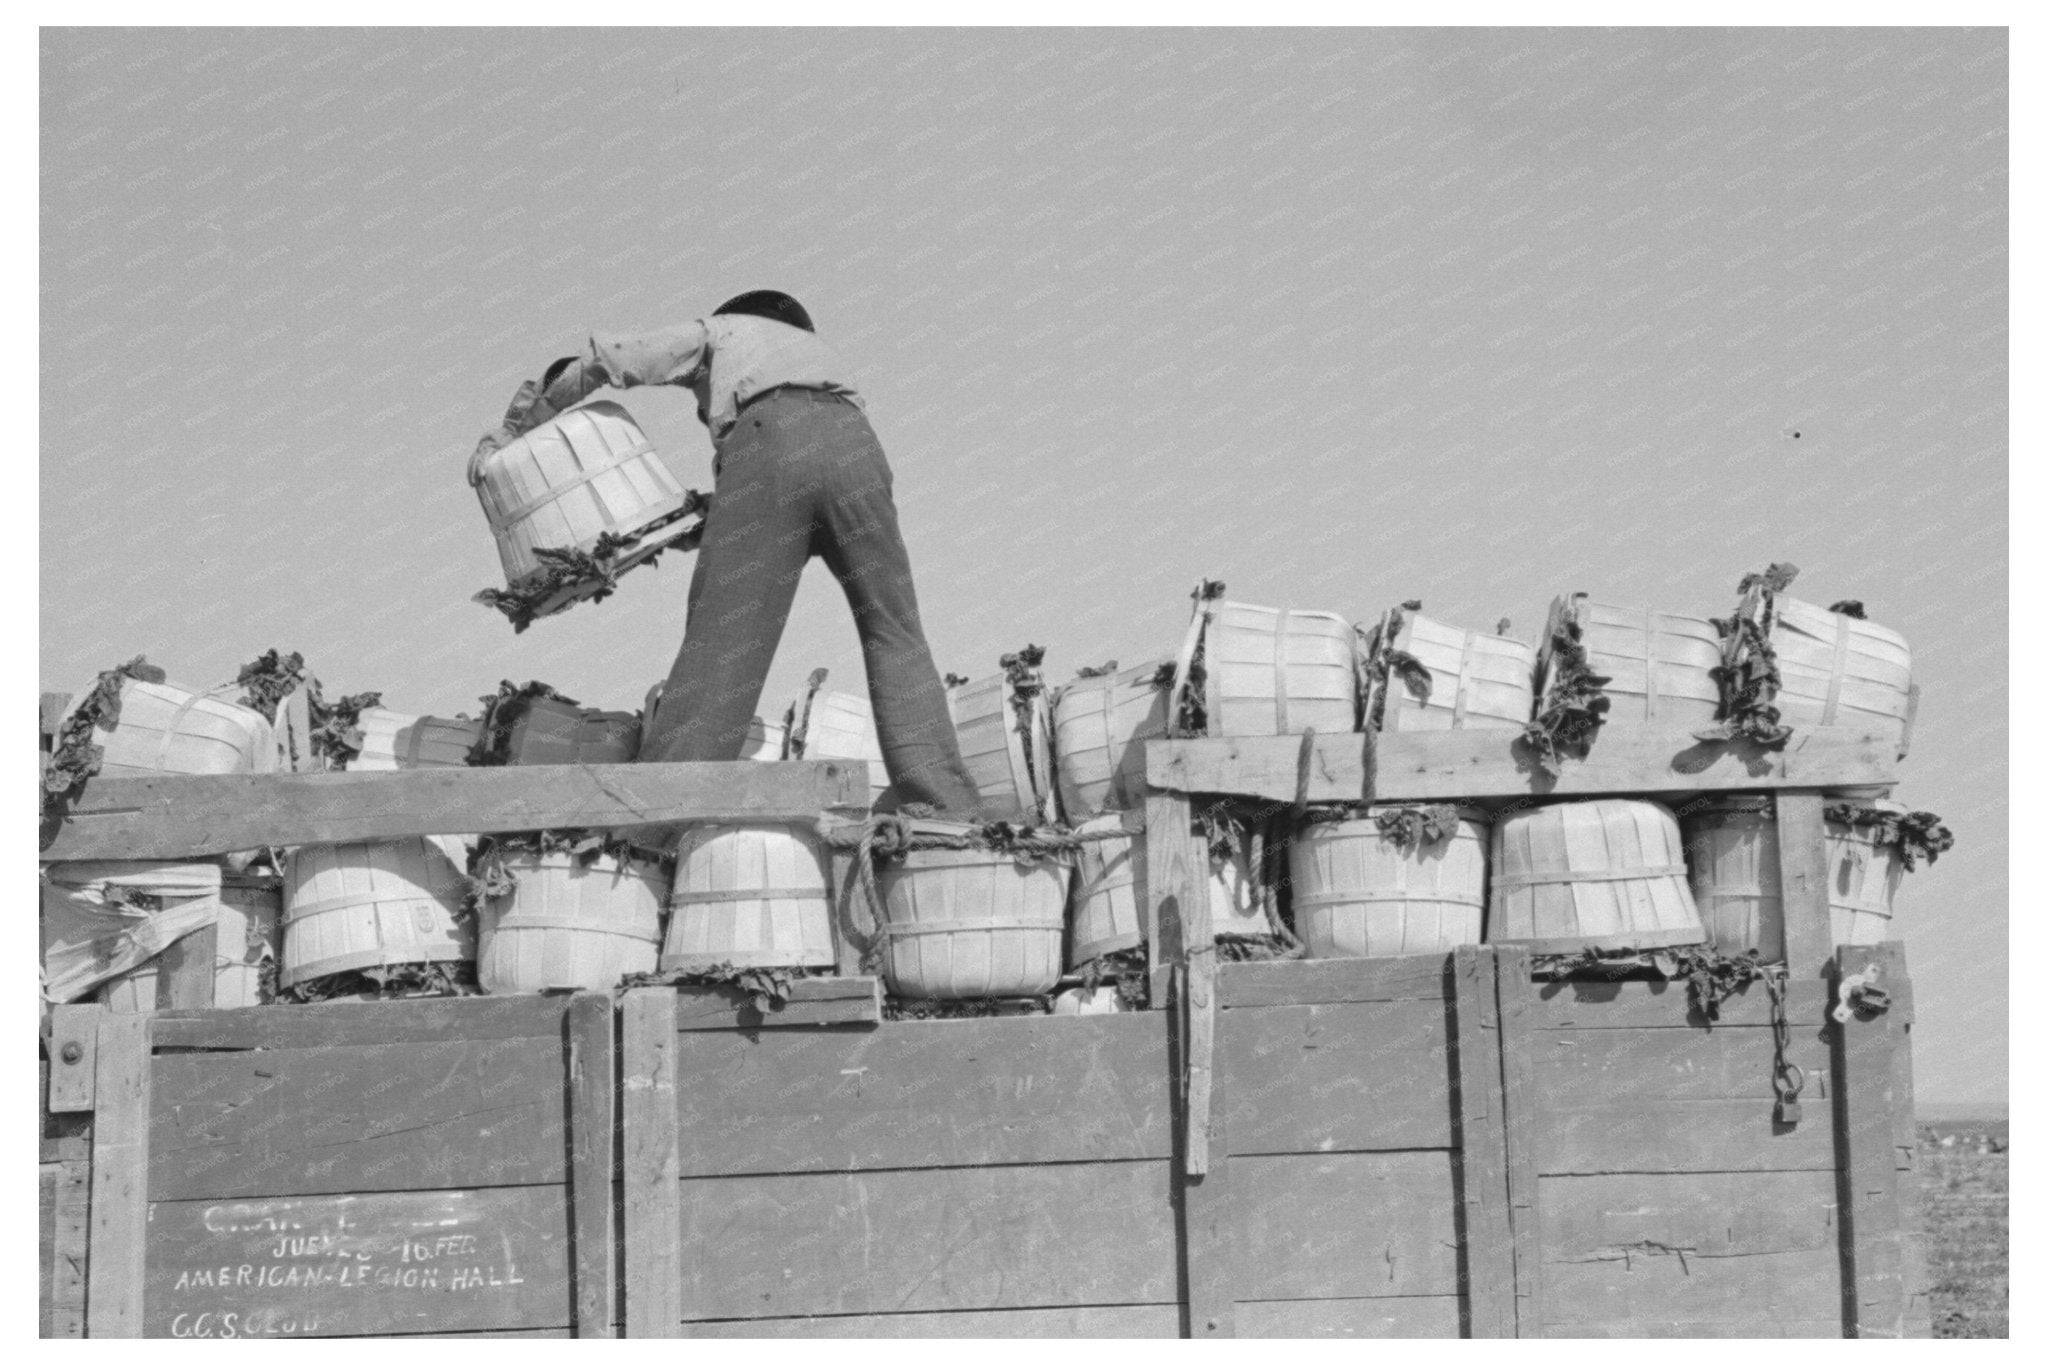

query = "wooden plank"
[87,1012,152,1338]
[1143,789,1200,1008]
[1539,1101,1839,1174]
[672,1013,1171,1176]
[1777,793,1835,979]
[1888,960,1933,1338]
[1541,1170,1841,1262]
[674,1163,1179,1322]
[1541,1245,1847,1334]
[1530,977,1829,1029]
[1142,725,1896,803]
[1530,1026,1833,1108]
[149,1039,565,1201]
[39,1164,55,1338]
[43,1157,91,1338]
[1547,1318,1842,1338]
[680,1305,1180,1337]
[1223,1000,1453,1154]
[672,975,882,1031]
[620,989,681,1339]
[41,760,868,861]
[1452,947,1516,1338]
[1236,1296,1463,1338]
[1218,953,1452,1007]
[566,994,616,1338]
[149,995,570,1050]
[144,1187,571,1338]
[1231,1152,1463,1300]
[153,924,219,1010]
[1833,942,1911,1338]
[45,1003,101,1111]
[1493,944,1543,1338]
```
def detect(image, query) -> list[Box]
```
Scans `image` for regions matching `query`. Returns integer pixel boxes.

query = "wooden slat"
[144,1187,571,1337]
[149,1039,567,1201]
[680,1305,1180,1337]
[45,1003,101,1111]
[1541,1170,1841,1263]
[1529,978,1830,1029]
[1231,1152,1463,1300]
[621,989,681,1339]
[1545,1318,1842,1339]
[672,1013,1170,1176]
[1218,953,1452,1007]
[672,975,882,1030]
[153,924,218,1010]
[1223,1000,1453,1154]
[1541,1246,1847,1334]
[149,995,571,1049]
[1142,726,1897,803]
[1493,945,1543,1338]
[1777,793,1835,979]
[1540,1101,1839,1174]
[566,994,616,1338]
[42,1157,91,1338]
[1452,947,1515,1338]
[1236,1296,1463,1338]
[1888,957,1933,1338]
[1143,789,1200,1008]
[1530,1026,1833,1108]
[41,760,868,861]
[675,1163,1179,1322]
[1834,942,1911,1338]
[87,1012,152,1338]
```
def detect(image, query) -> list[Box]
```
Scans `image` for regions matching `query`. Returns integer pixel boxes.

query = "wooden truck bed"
[38,728,1930,1338]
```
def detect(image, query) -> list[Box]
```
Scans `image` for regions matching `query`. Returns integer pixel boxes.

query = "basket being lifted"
[470,400,709,632]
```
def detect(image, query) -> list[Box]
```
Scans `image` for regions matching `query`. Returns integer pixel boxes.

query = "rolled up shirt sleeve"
[587,320,711,390]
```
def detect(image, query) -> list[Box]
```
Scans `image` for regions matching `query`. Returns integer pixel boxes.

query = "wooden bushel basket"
[1488,799,1705,953]
[786,672,889,804]
[280,837,473,988]
[664,823,835,971]
[1290,809,1489,958]
[468,399,703,610]
[1764,596,1914,751]
[476,849,666,993]
[484,696,640,766]
[1049,662,1169,820]
[946,668,1057,824]
[350,708,485,771]
[1167,589,1358,738]
[870,828,1070,1000]
[1681,795,1909,961]
[1364,609,1536,732]
[1538,593,1724,738]
[59,676,275,780]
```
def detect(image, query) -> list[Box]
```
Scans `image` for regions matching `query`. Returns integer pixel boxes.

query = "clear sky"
[40,28,2006,1103]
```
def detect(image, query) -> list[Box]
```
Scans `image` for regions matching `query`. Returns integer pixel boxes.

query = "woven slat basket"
[1489,799,1704,953]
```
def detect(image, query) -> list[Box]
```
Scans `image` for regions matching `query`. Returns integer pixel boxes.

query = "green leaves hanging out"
[1824,804,1956,870]
[474,491,709,634]
[42,656,167,821]
[1370,803,1465,851]
[1700,563,1799,749]
[235,648,308,723]
[1357,599,1435,732]
[1519,607,1610,777]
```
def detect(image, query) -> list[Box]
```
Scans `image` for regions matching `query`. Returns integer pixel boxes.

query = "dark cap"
[712,290,814,333]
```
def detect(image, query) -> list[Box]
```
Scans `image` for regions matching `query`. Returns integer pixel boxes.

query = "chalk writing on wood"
[145,1188,570,1338]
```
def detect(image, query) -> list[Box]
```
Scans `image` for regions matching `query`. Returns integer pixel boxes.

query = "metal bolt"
[60,1042,83,1064]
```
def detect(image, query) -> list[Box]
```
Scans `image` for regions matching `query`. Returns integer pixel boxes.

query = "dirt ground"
[1921,1121,2009,1339]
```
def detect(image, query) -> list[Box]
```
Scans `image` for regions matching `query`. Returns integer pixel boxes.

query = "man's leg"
[638,415,811,763]
[811,404,983,814]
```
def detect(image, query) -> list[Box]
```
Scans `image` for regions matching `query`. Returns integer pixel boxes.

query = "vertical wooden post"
[621,988,682,1338]
[1832,942,1913,1337]
[1888,970,1933,1338]
[566,993,618,1337]
[154,924,219,1010]
[1775,792,1834,978]
[1143,787,1199,1010]
[1492,944,1544,1338]
[1452,946,1515,1338]
[86,1013,151,1338]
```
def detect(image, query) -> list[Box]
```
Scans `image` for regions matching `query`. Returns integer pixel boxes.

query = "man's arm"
[540,320,712,413]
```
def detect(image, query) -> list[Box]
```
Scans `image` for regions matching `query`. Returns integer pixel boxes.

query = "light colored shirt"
[566,313,863,440]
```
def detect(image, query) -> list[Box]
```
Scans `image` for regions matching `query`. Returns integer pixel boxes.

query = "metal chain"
[1763,966,1807,1123]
